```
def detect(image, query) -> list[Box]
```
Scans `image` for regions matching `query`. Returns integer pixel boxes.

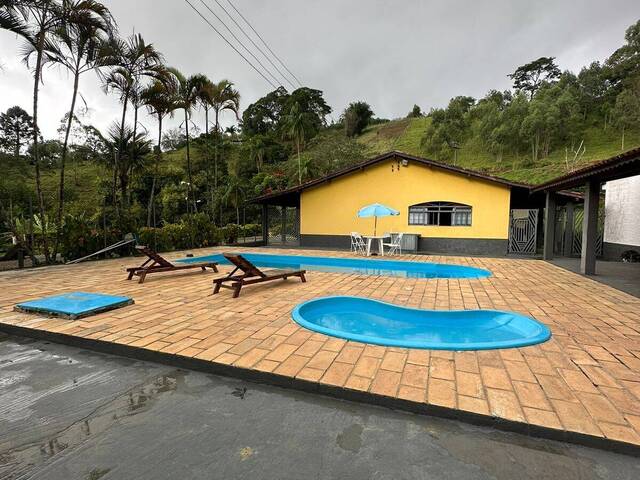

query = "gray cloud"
[0,0,637,138]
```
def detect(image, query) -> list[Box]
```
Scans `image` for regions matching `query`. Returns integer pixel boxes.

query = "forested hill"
[323,116,640,185]
[161,112,639,194]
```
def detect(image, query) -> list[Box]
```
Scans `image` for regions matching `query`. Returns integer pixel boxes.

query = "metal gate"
[571,207,604,257]
[267,206,300,246]
[508,209,539,255]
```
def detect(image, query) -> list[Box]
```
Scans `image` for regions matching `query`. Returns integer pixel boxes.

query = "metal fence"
[508,209,539,255]
[267,206,299,246]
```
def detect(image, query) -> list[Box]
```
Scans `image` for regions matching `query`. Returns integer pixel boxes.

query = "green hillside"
[344,117,640,185]
[5,117,636,216]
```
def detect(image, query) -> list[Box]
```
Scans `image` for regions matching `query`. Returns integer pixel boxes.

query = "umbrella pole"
[374,217,377,237]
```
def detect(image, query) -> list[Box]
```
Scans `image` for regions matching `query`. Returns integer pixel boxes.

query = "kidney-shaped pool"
[178,252,491,279]
[292,296,551,350]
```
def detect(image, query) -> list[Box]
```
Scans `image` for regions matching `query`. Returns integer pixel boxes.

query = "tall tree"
[140,76,178,226]
[104,122,151,204]
[169,68,207,213]
[606,20,640,90]
[1,0,61,263]
[508,56,561,99]
[48,0,113,259]
[247,134,267,172]
[612,79,640,151]
[1,0,108,262]
[100,33,165,212]
[197,77,214,136]
[206,79,240,133]
[223,169,244,225]
[0,106,34,157]
[282,102,312,185]
[407,104,422,118]
[343,101,373,137]
[198,78,240,217]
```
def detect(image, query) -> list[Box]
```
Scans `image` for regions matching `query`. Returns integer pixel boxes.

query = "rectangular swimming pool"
[177,252,491,279]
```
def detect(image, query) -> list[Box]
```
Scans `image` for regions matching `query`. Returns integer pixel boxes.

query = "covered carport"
[252,188,301,247]
[532,147,640,275]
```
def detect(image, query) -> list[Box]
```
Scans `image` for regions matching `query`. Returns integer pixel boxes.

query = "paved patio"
[1,247,639,450]
[550,257,640,298]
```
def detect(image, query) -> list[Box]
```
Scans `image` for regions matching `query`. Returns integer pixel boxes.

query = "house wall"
[299,158,512,255]
[603,175,640,260]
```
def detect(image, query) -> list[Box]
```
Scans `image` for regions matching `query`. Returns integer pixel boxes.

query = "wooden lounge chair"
[126,245,218,284]
[212,253,306,298]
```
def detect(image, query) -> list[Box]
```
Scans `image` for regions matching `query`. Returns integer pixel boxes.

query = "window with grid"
[408,202,472,226]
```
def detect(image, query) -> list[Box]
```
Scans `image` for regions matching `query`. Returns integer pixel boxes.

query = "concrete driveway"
[1,333,638,480]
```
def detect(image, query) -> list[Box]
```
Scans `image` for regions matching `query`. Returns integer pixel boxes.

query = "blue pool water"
[292,296,550,350]
[178,252,490,279]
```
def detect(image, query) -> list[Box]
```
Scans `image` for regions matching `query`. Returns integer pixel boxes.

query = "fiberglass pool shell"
[178,252,491,279]
[291,296,551,351]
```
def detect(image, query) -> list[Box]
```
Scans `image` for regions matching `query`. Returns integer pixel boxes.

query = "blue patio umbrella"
[357,203,400,236]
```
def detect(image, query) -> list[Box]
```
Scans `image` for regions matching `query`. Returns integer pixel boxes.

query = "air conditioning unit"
[400,233,420,252]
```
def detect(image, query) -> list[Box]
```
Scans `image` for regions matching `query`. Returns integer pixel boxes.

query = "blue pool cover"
[292,296,551,350]
[178,252,491,279]
[15,292,134,319]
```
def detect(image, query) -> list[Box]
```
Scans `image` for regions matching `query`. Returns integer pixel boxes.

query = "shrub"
[138,227,172,252]
[60,213,123,261]
[241,223,261,237]
[137,214,223,252]
[219,223,242,244]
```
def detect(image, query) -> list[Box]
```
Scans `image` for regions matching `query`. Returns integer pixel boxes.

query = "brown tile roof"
[251,151,529,204]
[531,146,640,192]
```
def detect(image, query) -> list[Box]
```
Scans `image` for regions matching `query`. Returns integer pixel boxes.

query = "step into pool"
[292,296,550,350]
[178,252,490,279]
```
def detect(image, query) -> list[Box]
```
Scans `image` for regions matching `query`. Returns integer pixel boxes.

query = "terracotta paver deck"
[1,247,639,450]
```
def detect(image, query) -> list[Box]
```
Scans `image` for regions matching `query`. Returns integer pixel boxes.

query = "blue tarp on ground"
[16,292,133,319]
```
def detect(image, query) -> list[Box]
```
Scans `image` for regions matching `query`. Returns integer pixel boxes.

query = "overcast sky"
[0,0,638,139]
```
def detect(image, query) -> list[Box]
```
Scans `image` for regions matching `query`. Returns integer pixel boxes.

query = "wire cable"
[198,0,283,87]
[183,0,277,88]
[225,0,302,87]
[211,0,296,89]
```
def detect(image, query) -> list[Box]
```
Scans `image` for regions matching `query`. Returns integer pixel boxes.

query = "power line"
[211,0,296,89]
[225,0,302,87]
[182,0,277,88]
[198,0,284,88]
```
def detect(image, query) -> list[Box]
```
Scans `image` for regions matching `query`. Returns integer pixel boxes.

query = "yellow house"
[253,151,552,255]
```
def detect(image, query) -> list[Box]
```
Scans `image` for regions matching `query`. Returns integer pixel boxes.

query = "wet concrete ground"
[1,333,639,480]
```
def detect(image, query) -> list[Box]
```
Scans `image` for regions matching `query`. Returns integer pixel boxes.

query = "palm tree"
[140,75,178,226]
[247,134,266,172]
[207,79,240,133]
[223,171,245,225]
[169,68,207,213]
[1,0,111,262]
[104,122,151,205]
[48,0,113,259]
[100,33,165,212]
[283,102,311,185]
[200,79,240,209]
[196,77,214,135]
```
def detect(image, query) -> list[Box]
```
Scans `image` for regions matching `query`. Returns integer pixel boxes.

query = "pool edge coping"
[291,295,552,351]
[1,321,638,458]
[174,251,493,279]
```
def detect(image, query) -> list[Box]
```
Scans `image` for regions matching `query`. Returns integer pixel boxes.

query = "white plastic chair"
[383,232,403,255]
[350,232,367,255]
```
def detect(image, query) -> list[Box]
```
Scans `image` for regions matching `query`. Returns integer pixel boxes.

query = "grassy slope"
[2,157,105,216]
[352,117,640,184]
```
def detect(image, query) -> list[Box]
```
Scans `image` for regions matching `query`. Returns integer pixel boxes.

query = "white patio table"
[364,235,389,256]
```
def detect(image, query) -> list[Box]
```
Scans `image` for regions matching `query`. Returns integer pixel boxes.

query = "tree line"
[421,22,640,165]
